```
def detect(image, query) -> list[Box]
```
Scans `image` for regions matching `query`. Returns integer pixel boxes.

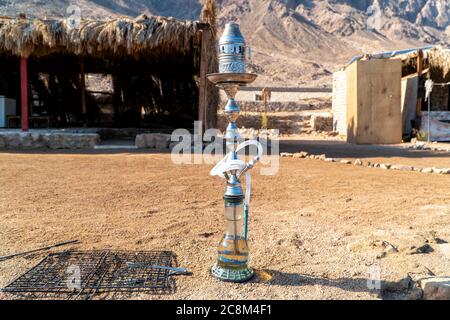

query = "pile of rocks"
[0,132,100,149]
[280,151,450,175]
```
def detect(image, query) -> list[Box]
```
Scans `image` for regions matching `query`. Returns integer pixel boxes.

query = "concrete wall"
[332,71,347,135]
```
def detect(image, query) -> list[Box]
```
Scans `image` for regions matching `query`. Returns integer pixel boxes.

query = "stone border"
[280,151,450,175]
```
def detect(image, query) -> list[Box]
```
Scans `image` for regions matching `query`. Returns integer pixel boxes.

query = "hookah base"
[211,263,254,283]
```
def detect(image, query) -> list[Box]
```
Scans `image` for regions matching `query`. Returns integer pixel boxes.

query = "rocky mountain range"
[1,0,449,86]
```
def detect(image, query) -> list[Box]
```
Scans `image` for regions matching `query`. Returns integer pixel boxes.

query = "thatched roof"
[0,14,205,59]
[428,46,450,80]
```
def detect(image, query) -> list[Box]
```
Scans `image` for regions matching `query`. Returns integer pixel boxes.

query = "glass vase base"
[211,263,254,283]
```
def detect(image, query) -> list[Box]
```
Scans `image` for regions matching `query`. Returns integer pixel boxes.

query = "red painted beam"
[20,57,29,132]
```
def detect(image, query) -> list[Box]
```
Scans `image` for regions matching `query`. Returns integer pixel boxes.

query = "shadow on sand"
[252,269,417,300]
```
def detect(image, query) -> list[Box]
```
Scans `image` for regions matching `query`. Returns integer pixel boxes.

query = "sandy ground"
[0,146,450,300]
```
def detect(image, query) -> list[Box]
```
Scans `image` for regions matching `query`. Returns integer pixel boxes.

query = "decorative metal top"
[218,23,247,74]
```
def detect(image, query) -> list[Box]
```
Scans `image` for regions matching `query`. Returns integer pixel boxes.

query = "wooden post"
[79,59,87,127]
[198,27,219,131]
[416,50,424,115]
[199,29,209,132]
[20,57,29,132]
[112,74,121,119]
[417,50,423,76]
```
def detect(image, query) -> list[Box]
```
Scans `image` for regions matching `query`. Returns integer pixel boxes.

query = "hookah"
[207,23,262,282]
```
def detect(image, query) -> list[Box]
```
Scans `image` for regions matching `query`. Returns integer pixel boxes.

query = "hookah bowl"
[207,23,258,283]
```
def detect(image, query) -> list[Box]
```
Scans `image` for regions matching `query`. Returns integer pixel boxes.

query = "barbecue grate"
[2,250,177,299]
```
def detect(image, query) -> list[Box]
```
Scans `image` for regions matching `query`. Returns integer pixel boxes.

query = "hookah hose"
[210,140,263,240]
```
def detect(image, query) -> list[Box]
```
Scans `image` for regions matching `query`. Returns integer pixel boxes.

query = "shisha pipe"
[207,23,259,282]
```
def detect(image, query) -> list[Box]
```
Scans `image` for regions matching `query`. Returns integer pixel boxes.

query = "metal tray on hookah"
[207,73,257,86]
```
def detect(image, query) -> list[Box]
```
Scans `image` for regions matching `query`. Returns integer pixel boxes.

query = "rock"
[354,159,363,166]
[383,241,399,254]
[135,134,146,148]
[406,244,434,255]
[391,165,414,172]
[154,134,171,149]
[30,133,45,148]
[318,154,326,160]
[280,152,294,158]
[380,164,391,170]
[292,152,307,158]
[47,135,62,149]
[340,160,352,165]
[434,238,448,244]
[144,134,156,148]
[3,133,21,148]
[422,167,434,174]
[135,133,171,149]
[433,168,450,174]
[324,158,335,162]
[420,277,450,300]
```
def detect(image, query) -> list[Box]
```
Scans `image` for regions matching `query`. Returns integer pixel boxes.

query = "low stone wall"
[0,132,100,149]
[97,128,173,140]
[235,100,331,113]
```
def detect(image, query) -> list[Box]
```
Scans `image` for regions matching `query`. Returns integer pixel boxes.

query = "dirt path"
[0,152,449,300]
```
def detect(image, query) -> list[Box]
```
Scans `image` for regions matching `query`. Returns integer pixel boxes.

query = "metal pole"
[428,96,431,144]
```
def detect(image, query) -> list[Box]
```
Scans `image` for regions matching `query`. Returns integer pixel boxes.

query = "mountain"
[1,0,449,86]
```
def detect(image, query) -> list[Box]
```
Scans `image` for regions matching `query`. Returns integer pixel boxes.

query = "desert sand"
[0,148,449,300]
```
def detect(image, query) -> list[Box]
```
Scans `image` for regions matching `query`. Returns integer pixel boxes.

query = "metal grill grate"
[2,250,177,299]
